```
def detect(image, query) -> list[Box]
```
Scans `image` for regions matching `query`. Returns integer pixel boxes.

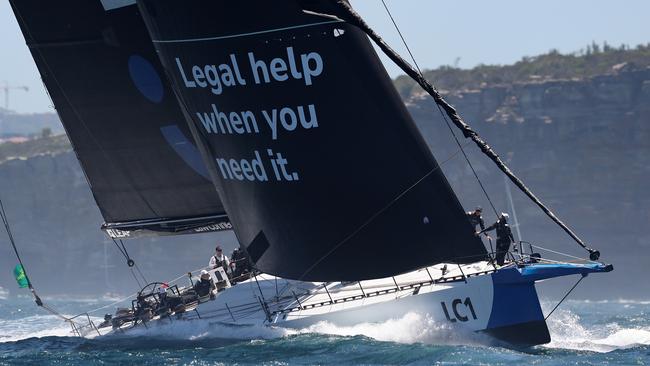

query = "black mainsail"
[136,0,487,281]
[9,0,230,238]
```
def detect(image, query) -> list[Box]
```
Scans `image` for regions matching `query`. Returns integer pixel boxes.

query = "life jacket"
[212,254,227,269]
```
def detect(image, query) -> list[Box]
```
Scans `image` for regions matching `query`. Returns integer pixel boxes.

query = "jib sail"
[9,0,230,238]
[136,0,487,281]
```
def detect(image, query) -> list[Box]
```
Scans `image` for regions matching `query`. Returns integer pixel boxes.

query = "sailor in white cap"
[194,269,216,298]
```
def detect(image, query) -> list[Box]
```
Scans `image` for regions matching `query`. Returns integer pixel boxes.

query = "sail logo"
[175,47,326,184]
[105,228,130,239]
[175,55,246,96]
[128,55,164,103]
[248,47,323,86]
[195,104,318,141]
[193,221,233,233]
[175,47,323,96]
[126,54,212,180]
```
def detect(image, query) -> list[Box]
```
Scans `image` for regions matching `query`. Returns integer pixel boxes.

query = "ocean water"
[1,295,649,365]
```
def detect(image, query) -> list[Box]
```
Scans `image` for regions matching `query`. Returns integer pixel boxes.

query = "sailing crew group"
[468,208,515,266]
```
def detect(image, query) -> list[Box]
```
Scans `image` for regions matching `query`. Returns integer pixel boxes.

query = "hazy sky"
[0,0,648,114]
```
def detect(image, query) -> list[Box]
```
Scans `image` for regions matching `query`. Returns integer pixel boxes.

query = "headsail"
[136,0,487,281]
[9,0,230,238]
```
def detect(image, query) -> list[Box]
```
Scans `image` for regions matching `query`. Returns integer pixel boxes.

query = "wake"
[0,314,83,342]
[544,307,650,352]
[0,312,483,346]
[296,312,491,346]
[2,302,649,353]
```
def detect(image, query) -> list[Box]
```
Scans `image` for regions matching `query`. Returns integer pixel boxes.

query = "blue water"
[1,293,649,365]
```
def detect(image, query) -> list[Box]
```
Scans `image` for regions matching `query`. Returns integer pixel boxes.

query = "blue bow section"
[493,262,613,285]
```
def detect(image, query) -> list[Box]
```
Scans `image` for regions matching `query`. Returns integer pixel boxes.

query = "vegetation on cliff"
[0,134,71,164]
[394,42,650,98]
[1,44,649,163]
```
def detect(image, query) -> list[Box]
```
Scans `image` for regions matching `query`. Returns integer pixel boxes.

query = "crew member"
[194,270,216,298]
[230,247,252,278]
[209,245,230,275]
[478,213,515,266]
[466,206,485,232]
[134,294,154,322]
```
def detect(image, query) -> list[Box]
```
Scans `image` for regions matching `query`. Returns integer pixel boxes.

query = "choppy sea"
[0,293,649,365]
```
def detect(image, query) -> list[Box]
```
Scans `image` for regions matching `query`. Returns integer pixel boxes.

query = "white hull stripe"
[151,20,343,44]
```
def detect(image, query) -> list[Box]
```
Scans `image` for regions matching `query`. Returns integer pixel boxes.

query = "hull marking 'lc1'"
[441,297,478,322]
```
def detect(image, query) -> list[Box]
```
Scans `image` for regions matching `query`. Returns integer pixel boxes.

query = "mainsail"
[136,0,487,281]
[9,0,230,238]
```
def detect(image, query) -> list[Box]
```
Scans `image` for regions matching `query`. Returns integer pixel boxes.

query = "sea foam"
[545,306,650,352]
[2,298,650,354]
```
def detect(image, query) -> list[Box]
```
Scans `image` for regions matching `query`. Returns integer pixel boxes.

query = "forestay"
[9,0,230,238]
[137,0,488,281]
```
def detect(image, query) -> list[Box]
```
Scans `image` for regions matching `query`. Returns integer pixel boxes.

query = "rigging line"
[330,0,599,259]
[85,264,208,315]
[380,0,422,74]
[529,243,594,263]
[439,109,499,217]
[120,240,148,285]
[129,267,143,289]
[544,274,586,320]
[0,199,24,269]
[39,302,77,324]
[118,239,147,284]
[379,0,499,217]
[0,198,78,321]
[0,197,40,304]
[85,291,139,315]
[119,240,130,260]
[134,263,148,285]
[111,238,128,258]
[111,238,147,287]
[298,140,472,280]
[505,175,523,240]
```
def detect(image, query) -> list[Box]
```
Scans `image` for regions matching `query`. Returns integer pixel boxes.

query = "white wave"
[0,286,8,300]
[100,292,130,303]
[297,312,490,346]
[110,318,293,341]
[574,299,650,305]
[0,314,82,342]
[545,308,650,352]
[94,312,489,347]
[6,300,648,353]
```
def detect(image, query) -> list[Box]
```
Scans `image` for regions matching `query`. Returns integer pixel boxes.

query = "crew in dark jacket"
[466,206,485,232]
[230,248,252,279]
[194,270,216,298]
[478,213,515,266]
